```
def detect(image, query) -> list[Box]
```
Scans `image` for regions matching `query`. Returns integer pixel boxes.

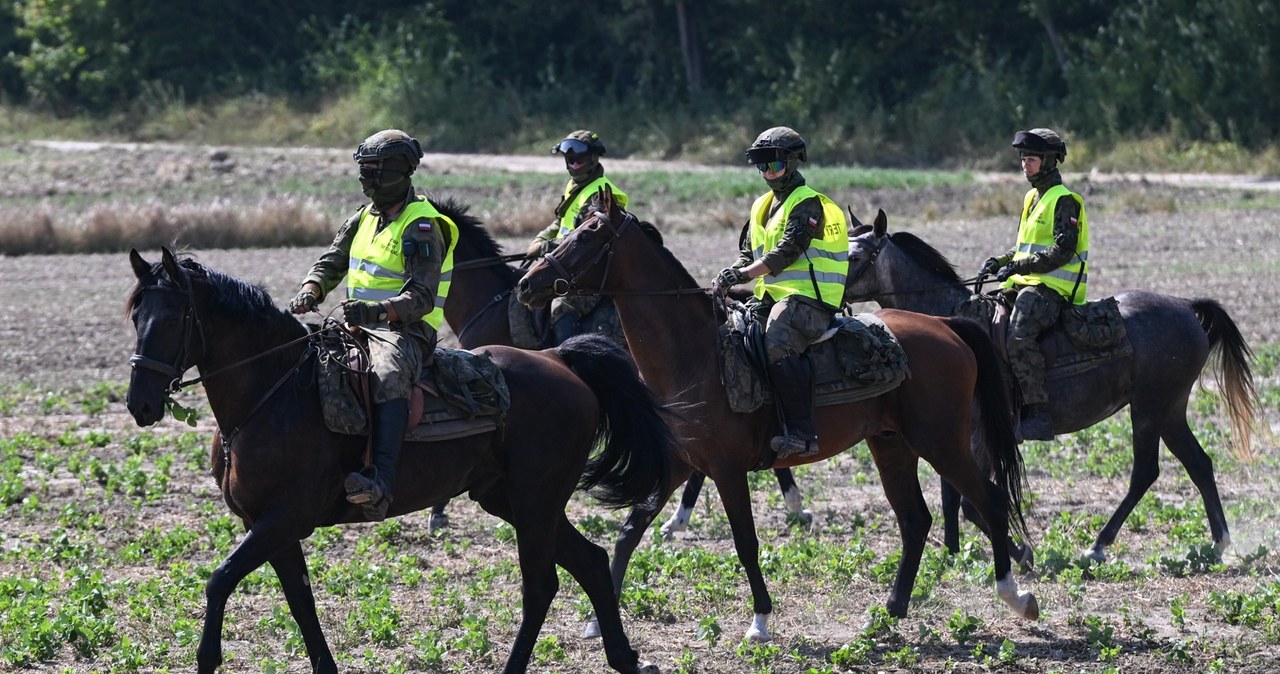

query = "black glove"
[995,264,1015,282]
[979,257,1001,277]
[714,266,750,289]
[341,300,384,326]
[289,288,319,314]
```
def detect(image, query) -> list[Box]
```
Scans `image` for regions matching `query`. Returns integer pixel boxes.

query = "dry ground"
[2,142,1280,673]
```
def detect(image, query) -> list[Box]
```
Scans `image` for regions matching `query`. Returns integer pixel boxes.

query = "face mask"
[360,170,410,209]
[564,154,600,181]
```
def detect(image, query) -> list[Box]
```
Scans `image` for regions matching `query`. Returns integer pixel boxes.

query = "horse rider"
[524,130,629,345]
[288,129,459,520]
[979,127,1088,441]
[712,126,848,459]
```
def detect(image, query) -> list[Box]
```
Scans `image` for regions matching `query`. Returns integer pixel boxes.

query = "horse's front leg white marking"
[581,615,601,639]
[995,574,1039,620]
[782,486,813,525]
[745,613,771,642]
[659,503,692,541]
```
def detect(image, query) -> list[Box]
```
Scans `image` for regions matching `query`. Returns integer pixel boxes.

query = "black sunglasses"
[554,139,592,155]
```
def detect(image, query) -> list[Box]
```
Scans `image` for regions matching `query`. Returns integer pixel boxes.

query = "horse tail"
[944,316,1029,541]
[555,334,673,508]
[1193,298,1261,461]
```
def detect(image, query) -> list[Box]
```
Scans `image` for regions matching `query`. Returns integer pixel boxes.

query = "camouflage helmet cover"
[1011,128,1066,163]
[353,129,424,172]
[551,129,606,156]
[746,126,807,164]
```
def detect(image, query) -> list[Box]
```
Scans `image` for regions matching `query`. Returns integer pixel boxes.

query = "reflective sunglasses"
[554,139,591,155]
[756,159,786,173]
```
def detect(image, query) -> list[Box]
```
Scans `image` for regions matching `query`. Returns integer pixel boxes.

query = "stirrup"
[344,470,383,505]
[770,434,818,460]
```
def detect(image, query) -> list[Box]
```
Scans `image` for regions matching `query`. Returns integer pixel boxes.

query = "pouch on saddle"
[956,293,1132,378]
[718,305,911,414]
[507,292,626,350]
[314,330,511,442]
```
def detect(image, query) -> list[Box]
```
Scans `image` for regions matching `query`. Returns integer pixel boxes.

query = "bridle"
[540,210,708,299]
[844,233,984,304]
[129,280,207,395]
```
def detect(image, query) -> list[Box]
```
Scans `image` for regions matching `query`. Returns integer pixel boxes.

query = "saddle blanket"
[719,310,911,414]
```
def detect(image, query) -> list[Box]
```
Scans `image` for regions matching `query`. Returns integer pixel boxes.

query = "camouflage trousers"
[752,295,836,363]
[550,293,603,324]
[365,327,430,403]
[1003,284,1066,405]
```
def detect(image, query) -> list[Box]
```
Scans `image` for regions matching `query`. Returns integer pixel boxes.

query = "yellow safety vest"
[347,197,458,329]
[748,185,848,308]
[557,176,629,237]
[1003,184,1089,304]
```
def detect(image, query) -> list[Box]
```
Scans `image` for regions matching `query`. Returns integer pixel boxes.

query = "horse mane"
[126,254,295,326]
[635,220,699,289]
[888,231,962,284]
[429,195,498,252]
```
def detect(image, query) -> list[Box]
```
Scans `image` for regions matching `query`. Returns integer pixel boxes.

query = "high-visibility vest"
[556,176,629,237]
[347,197,458,329]
[748,185,848,308]
[1003,184,1089,304]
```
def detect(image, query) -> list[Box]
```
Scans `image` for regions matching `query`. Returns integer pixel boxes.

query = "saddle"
[956,293,1133,394]
[718,303,911,414]
[313,329,510,442]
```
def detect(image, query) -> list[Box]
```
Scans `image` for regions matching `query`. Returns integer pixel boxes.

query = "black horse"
[846,210,1260,562]
[125,247,671,674]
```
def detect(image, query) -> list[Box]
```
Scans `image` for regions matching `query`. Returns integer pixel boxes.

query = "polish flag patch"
[418,220,433,232]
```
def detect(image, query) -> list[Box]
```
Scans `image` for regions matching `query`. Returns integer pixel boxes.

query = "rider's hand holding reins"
[714,266,750,290]
[979,257,1001,278]
[289,285,321,314]
[341,299,385,326]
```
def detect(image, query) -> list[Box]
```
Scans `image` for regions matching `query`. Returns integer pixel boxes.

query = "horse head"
[845,208,890,303]
[517,184,633,308]
[125,246,204,426]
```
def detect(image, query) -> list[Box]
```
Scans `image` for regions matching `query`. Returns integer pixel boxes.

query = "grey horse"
[845,210,1260,563]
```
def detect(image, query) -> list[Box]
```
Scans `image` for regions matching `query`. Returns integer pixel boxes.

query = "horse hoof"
[1021,592,1040,620]
[788,509,814,526]
[745,614,771,643]
[581,617,602,639]
[1217,532,1232,553]
[638,661,661,674]
[428,513,449,535]
[1082,546,1106,564]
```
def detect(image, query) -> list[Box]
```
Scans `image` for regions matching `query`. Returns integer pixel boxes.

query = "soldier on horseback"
[979,128,1089,441]
[288,129,459,520]
[713,126,848,459]
[524,130,630,345]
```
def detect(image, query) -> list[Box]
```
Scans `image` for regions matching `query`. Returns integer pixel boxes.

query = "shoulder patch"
[418,220,433,232]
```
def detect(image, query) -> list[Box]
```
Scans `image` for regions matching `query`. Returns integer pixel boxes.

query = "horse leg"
[940,480,961,554]
[713,471,774,642]
[477,498,559,674]
[1086,408,1163,563]
[267,540,336,674]
[1161,414,1231,553]
[428,501,449,534]
[659,472,705,541]
[774,467,813,525]
[866,436,931,618]
[551,514,658,674]
[198,516,294,673]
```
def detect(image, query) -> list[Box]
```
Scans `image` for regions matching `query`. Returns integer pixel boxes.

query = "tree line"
[2,0,1276,164]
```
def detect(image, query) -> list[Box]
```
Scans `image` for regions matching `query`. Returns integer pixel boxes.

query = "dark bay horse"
[125,247,673,674]
[515,198,1038,642]
[436,198,812,536]
[845,210,1260,563]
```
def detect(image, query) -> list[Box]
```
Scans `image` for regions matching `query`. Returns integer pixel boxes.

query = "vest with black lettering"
[748,186,848,308]
[556,177,629,237]
[1002,184,1089,304]
[347,197,458,329]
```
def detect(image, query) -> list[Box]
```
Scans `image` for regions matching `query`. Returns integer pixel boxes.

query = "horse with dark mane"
[435,197,813,534]
[846,210,1260,562]
[125,247,672,674]
[516,193,1037,643]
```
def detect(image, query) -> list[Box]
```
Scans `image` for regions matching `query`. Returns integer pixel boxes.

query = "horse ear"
[846,206,864,230]
[873,209,887,238]
[129,248,151,280]
[160,247,187,288]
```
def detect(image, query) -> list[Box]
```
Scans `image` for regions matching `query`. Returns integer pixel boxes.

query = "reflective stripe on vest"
[557,177,629,237]
[748,186,848,308]
[347,197,459,329]
[1002,184,1089,304]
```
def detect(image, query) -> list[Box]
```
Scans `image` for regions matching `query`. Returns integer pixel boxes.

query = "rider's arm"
[758,196,822,275]
[1009,197,1081,275]
[301,208,363,301]
[383,216,448,324]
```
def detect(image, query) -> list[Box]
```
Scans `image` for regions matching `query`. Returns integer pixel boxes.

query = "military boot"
[766,354,819,459]
[1019,402,1054,442]
[345,398,409,520]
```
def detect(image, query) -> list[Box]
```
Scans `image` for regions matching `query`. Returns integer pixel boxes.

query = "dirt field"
[2,144,1280,673]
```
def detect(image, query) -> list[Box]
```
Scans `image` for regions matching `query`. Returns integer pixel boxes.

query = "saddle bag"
[1060,297,1127,350]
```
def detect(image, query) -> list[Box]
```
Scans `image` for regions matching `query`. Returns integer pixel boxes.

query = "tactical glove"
[979,257,1001,277]
[289,288,320,314]
[714,266,750,289]
[341,300,384,326]
[525,237,555,260]
[995,264,1015,282]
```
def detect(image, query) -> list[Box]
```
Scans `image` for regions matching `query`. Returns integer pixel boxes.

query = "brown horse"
[515,196,1038,642]
[436,197,813,536]
[125,247,672,674]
